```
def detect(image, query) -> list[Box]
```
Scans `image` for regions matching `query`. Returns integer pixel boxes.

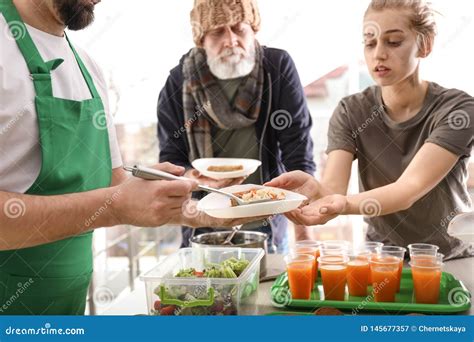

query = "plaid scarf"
[182,41,264,162]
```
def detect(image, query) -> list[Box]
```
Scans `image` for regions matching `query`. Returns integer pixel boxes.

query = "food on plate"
[207,165,244,172]
[230,188,286,206]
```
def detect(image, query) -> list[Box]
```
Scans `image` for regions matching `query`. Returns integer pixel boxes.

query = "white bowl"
[197,184,307,219]
[192,158,261,180]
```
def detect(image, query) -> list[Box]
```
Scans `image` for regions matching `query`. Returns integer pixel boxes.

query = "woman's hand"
[287,194,348,226]
[264,171,321,202]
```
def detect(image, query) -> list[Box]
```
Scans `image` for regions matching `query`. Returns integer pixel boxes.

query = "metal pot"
[189,231,268,274]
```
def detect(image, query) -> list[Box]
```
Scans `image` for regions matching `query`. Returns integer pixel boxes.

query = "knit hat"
[190,0,261,46]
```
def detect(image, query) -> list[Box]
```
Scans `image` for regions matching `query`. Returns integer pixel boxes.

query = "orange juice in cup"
[380,246,406,292]
[409,252,444,264]
[409,253,443,304]
[370,255,399,302]
[285,254,315,300]
[295,240,321,283]
[347,253,370,297]
[318,255,349,301]
[292,246,317,290]
[358,241,383,283]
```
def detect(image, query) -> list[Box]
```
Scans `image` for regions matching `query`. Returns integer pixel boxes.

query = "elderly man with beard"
[0,0,252,315]
[157,0,316,253]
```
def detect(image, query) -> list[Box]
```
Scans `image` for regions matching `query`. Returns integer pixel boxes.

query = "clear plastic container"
[140,247,264,316]
[448,212,474,243]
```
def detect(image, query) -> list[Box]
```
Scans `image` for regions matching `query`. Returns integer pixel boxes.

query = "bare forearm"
[343,144,459,216]
[344,181,414,216]
[0,188,119,250]
[321,150,354,196]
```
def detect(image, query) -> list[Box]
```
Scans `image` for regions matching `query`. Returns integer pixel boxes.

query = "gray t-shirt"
[327,82,474,260]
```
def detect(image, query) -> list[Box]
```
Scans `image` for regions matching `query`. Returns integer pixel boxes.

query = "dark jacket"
[157,47,316,247]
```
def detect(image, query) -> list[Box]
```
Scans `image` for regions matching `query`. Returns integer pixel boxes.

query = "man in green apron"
[0,0,248,315]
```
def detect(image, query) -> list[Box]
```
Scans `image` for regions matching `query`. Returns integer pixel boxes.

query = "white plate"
[197,184,307,219]
[192,158,261,180]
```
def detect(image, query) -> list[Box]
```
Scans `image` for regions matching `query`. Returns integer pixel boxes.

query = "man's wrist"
[102,187,123,227]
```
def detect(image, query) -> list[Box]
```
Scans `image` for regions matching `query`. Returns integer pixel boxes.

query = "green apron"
[0,2,111,315]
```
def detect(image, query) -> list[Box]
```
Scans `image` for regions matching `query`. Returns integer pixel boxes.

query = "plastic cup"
[358,241,383,283]
[321,240,352,248]
[318,255,349,301]
[295,240,321,284]
[380,246,406,292]
[370,255,400,302]
[346,252,370,297]
[410,252,444,264]
[407,243,439,257]
[320,240,350,257]
[409,253,443,304]
[291,246,318,290]
[285,254,315,300]
[359,241,384,253]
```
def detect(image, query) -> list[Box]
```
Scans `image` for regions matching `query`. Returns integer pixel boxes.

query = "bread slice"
[207,165,244,172]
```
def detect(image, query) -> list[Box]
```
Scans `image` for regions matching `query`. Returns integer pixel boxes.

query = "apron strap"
[65,34,101,99]
[1,2,58,97]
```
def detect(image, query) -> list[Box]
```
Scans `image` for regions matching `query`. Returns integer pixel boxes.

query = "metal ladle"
[221,225,244,245]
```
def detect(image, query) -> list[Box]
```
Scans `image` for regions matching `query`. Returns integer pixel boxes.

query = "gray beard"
[207,44,256,80]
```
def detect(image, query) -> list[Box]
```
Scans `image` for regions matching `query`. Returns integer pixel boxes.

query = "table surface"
[102,254,474,316]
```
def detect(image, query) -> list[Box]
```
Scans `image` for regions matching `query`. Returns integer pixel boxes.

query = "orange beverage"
[295,241,321,283]
[396,259,403,292]
[318,255,349,301]
[358,242,383,284]
[410,252,444,264]
[380,246,406,292]
[315,248,321,280]
[366,253,379,284]
[293,247,317,290]
[285,254,314,300]
[409,254,443,304]
[347,257,370,297]
[370,256,399,302]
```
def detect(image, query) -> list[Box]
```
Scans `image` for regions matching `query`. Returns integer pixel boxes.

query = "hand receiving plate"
[197,184,307,219]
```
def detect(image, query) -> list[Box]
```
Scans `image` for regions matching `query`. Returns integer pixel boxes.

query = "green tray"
[270,269,471,314]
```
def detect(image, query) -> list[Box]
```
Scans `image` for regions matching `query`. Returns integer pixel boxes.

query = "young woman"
[266,0,473,260]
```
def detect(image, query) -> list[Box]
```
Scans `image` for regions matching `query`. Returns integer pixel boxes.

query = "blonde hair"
[365,0,437,55]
